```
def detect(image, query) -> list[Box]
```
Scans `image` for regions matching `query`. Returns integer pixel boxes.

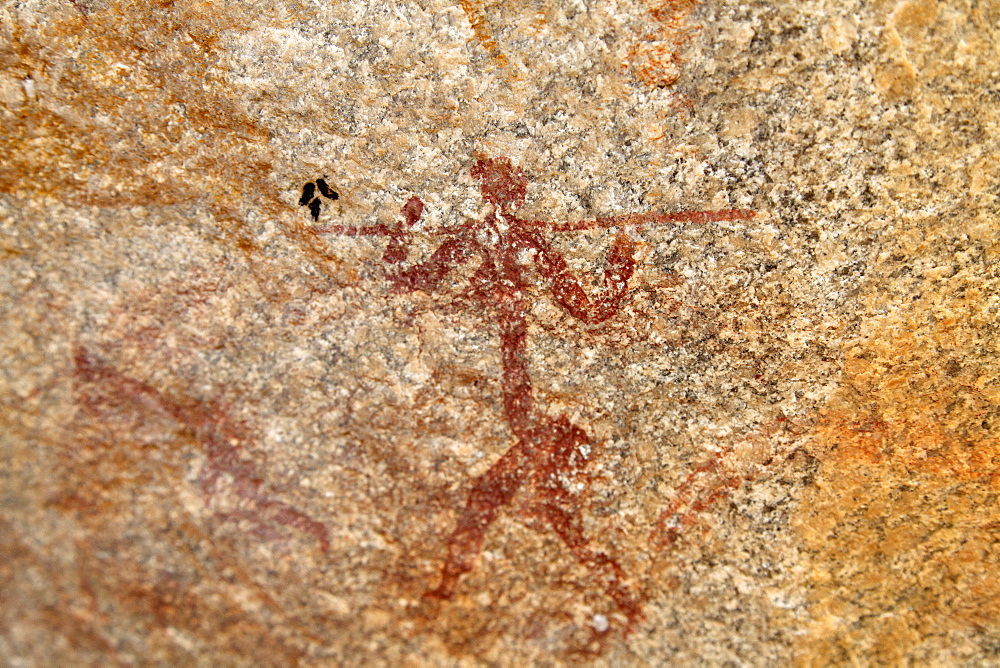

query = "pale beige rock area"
[1,0,998,663]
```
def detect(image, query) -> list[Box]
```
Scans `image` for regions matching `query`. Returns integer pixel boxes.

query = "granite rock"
[1,0,998,663]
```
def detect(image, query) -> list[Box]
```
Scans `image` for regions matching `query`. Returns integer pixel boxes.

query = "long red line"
[530,208,755,231]
[310,208,755,237]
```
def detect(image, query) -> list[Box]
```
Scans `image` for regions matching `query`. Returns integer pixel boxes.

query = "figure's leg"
[498,300,534,439]
[427,299,542,599]
[426,438,532,599]
[539,501,643,627]
[533,416,644,626]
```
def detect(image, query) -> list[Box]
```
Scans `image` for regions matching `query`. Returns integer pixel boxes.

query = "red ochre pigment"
[74,347,330,553]
[315,156,754,629]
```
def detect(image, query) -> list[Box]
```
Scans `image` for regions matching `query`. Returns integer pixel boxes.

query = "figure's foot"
[527,420,646,632]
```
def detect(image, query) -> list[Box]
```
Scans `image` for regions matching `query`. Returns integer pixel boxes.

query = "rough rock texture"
[1,0,998,663]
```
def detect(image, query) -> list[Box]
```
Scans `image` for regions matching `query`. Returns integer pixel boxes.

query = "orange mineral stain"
[456,0,509,67]
[0,0,350,296]
[624,0,701,88]
[792,286,1000,663]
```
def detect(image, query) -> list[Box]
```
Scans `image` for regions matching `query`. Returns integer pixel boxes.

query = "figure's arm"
[376,197,479,293]
[529,230,637,324]
[310,196,478,294]
[310,197,424,240]
[385,232,478,294]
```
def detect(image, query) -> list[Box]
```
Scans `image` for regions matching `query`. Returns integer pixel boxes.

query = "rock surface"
[2,0,998,663]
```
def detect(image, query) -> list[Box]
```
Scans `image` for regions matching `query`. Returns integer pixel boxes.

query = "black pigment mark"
[299,182,316,207]
[299,178,340,221]
[316,178,338,200]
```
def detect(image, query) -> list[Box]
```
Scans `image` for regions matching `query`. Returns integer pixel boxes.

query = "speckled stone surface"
[2,0,998,663]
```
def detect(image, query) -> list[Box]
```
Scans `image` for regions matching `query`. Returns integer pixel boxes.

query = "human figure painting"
[311,156,754,630]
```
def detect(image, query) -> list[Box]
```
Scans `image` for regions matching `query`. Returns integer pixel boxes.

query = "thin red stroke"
[649,444,745,548]
[314,156,753,630]
[649,416,806,548]
[73,347,331,553]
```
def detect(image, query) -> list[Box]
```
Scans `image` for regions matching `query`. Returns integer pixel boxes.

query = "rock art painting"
[5,0,998,662]
[312,156,754,631]
[73,347,331,554]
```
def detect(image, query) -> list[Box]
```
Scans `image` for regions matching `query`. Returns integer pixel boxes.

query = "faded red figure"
[314,157,753,629]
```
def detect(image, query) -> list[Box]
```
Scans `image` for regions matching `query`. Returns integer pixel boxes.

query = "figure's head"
[471,157,527,210]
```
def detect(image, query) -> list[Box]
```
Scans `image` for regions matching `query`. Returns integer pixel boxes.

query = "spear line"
[525,208,756,231]
[309,208,755,237]
[308,223,398,236]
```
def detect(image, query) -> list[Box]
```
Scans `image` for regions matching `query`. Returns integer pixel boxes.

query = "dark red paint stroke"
[73,347,330,553]
[314,155,755,629]
[531,228,637,324]
[525,207,756,232]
